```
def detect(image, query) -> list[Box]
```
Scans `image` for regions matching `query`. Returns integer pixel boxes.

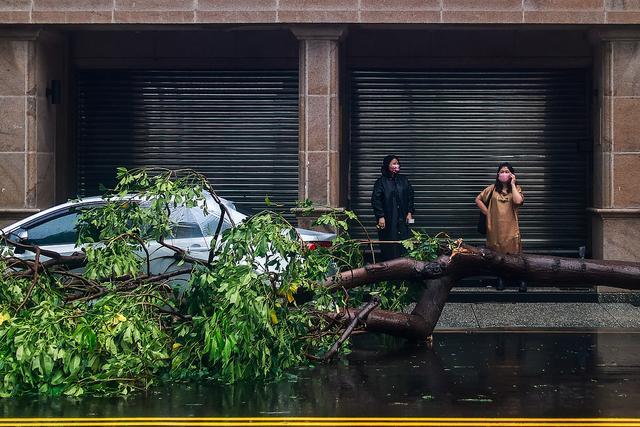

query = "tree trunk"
[326,245,640,340]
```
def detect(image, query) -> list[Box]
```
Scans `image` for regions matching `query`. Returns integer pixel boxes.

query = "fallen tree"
[1,168,639,397]
[325,246,640,341]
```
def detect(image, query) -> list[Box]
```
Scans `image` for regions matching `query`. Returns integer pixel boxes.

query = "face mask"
[498,172,511,183]
[390,164,400,173]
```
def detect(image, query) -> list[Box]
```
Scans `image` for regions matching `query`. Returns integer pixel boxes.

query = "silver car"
[1,196,335,275]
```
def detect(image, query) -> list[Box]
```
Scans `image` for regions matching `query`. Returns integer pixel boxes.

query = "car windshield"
[168,201,235,239]
[8,199,237,247]
[23,210,80,246]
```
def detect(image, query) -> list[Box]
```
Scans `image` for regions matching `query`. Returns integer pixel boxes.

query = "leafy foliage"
[172,212,341,382]
[402,230,459,262]
[341,231,459,312]
[0,168,451,397]
[0,290,170,397]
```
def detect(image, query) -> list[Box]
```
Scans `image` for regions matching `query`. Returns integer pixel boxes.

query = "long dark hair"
[494,162,515,193]
[380,154,400,178]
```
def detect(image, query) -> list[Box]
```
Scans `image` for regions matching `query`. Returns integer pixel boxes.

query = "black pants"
[378,221,409,262]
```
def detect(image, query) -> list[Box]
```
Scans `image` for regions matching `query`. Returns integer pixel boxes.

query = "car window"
[171,216,232,239]
[172,222,205,239]
[202,215,232,237]
[25,211,79,246]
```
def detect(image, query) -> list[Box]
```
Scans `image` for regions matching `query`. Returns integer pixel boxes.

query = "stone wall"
[592,29,640,265]
[0,30,66,227]
[0,23,638,272]
[0,1,640,24]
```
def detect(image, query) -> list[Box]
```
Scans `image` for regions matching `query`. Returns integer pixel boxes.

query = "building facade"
[0,1,639,294]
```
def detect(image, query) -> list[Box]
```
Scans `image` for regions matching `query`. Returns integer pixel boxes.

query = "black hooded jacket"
[371,174,415,226]
[371,155,415,260]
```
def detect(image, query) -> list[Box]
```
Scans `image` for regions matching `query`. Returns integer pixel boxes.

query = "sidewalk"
[434,302,640,329]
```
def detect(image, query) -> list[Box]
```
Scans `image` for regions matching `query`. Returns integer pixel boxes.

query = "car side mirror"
[13,228,28,242]
[8,228,28,254]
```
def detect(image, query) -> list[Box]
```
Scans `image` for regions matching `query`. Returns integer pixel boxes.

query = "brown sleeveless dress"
[477,184,524,254]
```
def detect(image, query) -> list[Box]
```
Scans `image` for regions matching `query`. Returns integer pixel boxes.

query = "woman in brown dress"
[475,162,526,291]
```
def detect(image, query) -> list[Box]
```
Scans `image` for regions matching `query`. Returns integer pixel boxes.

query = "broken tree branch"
[320,297,380,361]
[15,246,41,312]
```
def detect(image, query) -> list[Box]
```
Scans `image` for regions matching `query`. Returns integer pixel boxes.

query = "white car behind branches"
[1,196,335,275]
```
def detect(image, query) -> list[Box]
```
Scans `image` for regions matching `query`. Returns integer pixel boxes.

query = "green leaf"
[31,355,42,375]
[51,370,65,385]
[69,355,81,376]
[85,329,97,351]
[229,291,239,305]
[64,385,84,397]
[41,354,53,376]
[122,326,133,345]
[106,337,118,355]
[15,345,24,362]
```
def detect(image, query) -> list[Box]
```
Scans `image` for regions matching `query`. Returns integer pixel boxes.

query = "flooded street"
[2,331,640,418]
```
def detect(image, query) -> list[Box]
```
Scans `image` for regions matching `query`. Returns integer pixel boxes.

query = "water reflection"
[2,332,640,417]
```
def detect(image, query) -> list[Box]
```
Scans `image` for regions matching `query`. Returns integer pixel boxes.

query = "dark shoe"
[496,278,505,291]
[518,281,527,293]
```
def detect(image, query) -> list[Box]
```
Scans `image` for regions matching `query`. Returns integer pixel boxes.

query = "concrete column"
[0,30,39,226]
[591,30,640,264]
[590,30,640,300]
[0,30,66,226]
[292,25,346,209]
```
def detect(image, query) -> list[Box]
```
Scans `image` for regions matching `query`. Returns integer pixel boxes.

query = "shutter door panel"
[77,70,298,216]
[350,70,590,255]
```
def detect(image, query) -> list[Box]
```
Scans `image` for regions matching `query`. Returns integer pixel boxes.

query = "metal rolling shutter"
[77,70,298,216]
[350,70,590,255]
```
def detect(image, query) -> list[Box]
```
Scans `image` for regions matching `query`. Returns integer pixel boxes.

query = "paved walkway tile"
[601,303,640,328]
[410,303,640,329]
[471,303,619,328]
[435,303,478,329]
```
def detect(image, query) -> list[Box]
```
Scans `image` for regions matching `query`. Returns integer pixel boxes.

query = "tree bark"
[325,245,640,341]
[327,245,640,290]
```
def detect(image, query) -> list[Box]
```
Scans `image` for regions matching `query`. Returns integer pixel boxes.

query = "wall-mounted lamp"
[46,80,61,105]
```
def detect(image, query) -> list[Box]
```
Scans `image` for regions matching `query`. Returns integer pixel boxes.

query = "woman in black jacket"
[371,154,415,261]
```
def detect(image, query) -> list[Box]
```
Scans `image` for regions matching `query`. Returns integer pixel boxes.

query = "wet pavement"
[436,302,640,329]
[2,330,640,418]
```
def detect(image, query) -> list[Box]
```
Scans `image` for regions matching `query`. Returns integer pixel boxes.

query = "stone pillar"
[0,30,39,226]
[591,30,640,300]
[0,30,66,227]
[292,26,346,211]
